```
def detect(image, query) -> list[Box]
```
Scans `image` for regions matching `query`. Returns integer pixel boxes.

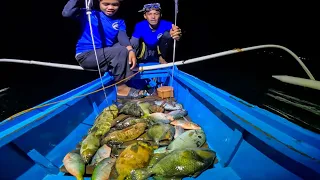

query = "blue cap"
[138,3,161,13]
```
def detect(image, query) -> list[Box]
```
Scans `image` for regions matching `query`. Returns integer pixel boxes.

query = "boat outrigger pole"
[1,44,319,90]
[0,59,84,70]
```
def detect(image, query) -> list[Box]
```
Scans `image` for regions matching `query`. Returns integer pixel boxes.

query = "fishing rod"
[170,0,179,86]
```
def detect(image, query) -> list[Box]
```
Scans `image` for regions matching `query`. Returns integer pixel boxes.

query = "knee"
[114,46,129,65]
[119,46,129,57]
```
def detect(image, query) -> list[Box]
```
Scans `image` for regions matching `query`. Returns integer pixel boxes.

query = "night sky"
[1,0,319,120]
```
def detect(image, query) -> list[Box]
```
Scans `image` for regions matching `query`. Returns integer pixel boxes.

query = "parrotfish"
[174,125,185,139]
[148,113,174,124]
[101,122,147,144]
[147,123,175,145]
[90,144,112,166]
[92,157,117,180]
[170,120,201,130]
[119,101,144,117]
[116,141,154,180]
[154,101,183,111]
[63,152,85,180]
[167,129,206,151]
[89,104,119,137]
[80,133,100,164]
[168,109,188,119]
[130,148,216,180]
[115,117,146,130]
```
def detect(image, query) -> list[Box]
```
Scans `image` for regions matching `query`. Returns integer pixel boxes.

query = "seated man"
[62,0,148,99]
[130,3,182,64]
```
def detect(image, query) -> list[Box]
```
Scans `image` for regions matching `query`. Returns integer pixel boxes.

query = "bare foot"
[117,84,130,96]
[117,84,145,97]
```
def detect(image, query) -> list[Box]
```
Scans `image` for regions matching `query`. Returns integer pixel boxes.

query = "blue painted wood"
[174,70,320,170]
[184,167,240,180]
[27,149,59,174]
[0,143,35,180]
[177,70,320,149]
[220,129,243,167]
[43,175,91,180]
[0,109,43,133]
[43,167,240,180]
[173,69,320,178]
[0,75,113,148]
[17,164,48,180]
[0,74,112,132]
[46,123,92,167]
[12,98,93,156]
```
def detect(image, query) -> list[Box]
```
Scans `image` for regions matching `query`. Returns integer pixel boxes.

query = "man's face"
[144,9,161,26]
[99,0,120,16]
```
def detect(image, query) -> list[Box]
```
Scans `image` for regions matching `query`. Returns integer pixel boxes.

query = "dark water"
[1,1,319,130]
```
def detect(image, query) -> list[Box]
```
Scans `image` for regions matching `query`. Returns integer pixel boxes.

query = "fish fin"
[182,116,189,121]
[192,169,205,178]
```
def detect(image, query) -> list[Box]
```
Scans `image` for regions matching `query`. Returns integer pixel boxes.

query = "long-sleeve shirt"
[62,0,130,54]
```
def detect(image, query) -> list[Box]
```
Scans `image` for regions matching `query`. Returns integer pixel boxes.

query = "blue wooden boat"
[0,62,319,180]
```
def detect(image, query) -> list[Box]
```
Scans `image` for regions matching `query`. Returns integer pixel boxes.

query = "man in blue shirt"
[62,0,149,99]
[130,3,182,64]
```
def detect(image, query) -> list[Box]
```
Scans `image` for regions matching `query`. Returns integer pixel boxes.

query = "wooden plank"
[27,149,59,174]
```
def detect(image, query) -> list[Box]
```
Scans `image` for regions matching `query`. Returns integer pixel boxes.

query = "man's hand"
[128,50,137,70]
[170,24,182,41]
[159,56,167,64]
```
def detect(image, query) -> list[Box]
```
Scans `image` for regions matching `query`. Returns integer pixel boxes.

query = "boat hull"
[0,65,319,180]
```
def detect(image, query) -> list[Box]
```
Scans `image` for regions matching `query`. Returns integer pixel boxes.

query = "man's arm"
[118,31,131,47]
[62,0,84,19]
[118,20,136,69]
[117,21,135,52]
[130,24,141,51]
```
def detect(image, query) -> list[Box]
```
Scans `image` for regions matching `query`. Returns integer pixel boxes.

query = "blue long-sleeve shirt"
[62,0,130,54]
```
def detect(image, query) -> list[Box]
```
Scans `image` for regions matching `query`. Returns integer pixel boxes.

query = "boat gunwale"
[177,69,320,140]
[0,75,114,148]
[173,69,320,174]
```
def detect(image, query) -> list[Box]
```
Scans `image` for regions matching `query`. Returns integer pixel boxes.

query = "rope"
[170,0,179,86]
[85,0,109,104]
[6,71,140,121]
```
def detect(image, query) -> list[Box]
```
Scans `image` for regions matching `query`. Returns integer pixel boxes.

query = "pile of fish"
[62,97,217,180]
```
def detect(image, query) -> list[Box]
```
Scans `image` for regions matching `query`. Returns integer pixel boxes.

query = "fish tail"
[130,168,152,180]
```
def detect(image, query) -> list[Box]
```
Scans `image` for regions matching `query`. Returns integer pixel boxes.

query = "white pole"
[170,0,179,86]
[2,44,315,81]
[272,75,320,91]
[0,59,84,70]
[139,44,316,80]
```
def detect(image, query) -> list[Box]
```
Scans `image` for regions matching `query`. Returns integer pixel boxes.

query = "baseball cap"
[138,3,161,13]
